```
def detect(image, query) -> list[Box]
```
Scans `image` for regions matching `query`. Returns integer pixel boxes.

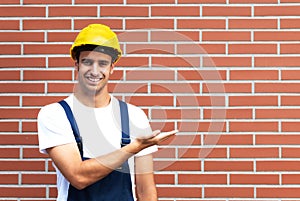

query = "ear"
[110,63,115,74]
[75,61,79,71]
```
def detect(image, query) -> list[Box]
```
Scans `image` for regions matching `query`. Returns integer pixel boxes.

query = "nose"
[90,63,100,75]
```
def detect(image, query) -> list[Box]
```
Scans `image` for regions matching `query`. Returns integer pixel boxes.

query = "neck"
[74,87,111,108]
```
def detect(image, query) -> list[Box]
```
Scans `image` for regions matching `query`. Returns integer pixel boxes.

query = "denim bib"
[59,100,134,201]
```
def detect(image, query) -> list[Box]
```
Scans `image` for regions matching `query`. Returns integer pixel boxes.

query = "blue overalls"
[58,100,134,201]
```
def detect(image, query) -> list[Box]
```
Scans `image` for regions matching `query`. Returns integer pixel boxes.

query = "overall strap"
[118,99,131,147]
[58,100,83,157]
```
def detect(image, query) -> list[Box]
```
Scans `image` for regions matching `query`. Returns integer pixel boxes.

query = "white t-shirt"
[37,94,157,201]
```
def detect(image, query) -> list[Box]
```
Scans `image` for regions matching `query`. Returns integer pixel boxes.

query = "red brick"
[151,31,199,41]
[74,19,123,30]
[0,174,18,184]
[203,6,251,16]
[230,147,279,158]
[204,108,252,119]
[23,148,46,158]
[281,96,300,106]
[151,83,200,93]
[258,187,300,198]
[0,134,38,145]
[179,174,227,184]
[129,0,174,2]
[151,6,200,16]
[158,134,201,146]
[0,187,46,198]
[229,96,278,106]
[203,31,251,41]
[231,70,278,80]
[176,95,226,107]
[0,44,21,55]
[153,148,176,158]
[256,134,300,145]
[126,19,174,29]
[0,96,19,106]
[231,174,279,184]
[152,56,200,67]
[108,83,148,93]
[0,160,45,171]
[0,6,45,17]
[0,57,45,67]
[255,31,300,41]
[23,70,72,81]
[126,44,174,55]
[281,19,300,29]
[282,148,300,158]
[281,44,300,54]
[204,134,253,145]
[47,83,74,93]
[116,56,149,67]
[0,0,20,4]
[179,147,227,158]
[126,70,175,80]
[204,56,252,67]
[178,70,226,80]
[22,121,38,132]
[100,6,148,17]
[256,56,300,67]
[0,83,44,93]
[49,6,97,17]
[0,148,19,158]
[230,122,278,132]
[230,0,277,3]
[152,108,200,120]
[177,43,226,54]
[48,57,74,67]
[0,122,19,132]
[255,83,300,93]
[179,0,225,3]
[126,96,173,106]
[282,174,300,184]
[154,161,201,171]
[203,83,252,93]
[0,32,44,42]
[24,44,69,55]
[255,6,300,16]
[154,174,175,185]
[204,161,253,171]
[0,108,40,119]
[178,19,225,29]
[150,121,175,132]
[256,109,300,119]
[22,96,66,106]
[282,122,300,132]
[24,0,71,3]
[0,20,19,30]
[178,121,226,132]
[205,187,254,198]
[229,44,277,54]
[75,0,122,3]
[23,19,71,30]
[229,19,277,29]
[47,32,77,42]
[257,161,300,171]
[22,174,56,184]
[157,187,202,198]
[0,70,20,80]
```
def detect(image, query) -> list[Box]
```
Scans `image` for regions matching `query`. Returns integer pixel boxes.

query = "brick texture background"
[1,0,300,200]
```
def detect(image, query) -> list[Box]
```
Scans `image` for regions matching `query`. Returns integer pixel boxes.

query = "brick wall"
[1,0,300,200]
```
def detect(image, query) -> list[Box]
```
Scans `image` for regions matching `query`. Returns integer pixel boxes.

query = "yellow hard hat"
[70,24,122,63]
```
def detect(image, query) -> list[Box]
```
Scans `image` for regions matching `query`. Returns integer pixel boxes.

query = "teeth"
[87,77,102,82]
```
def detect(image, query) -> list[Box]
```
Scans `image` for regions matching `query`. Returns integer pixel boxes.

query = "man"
[37,24,177,201]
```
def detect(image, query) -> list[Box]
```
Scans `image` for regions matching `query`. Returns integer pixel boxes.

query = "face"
[75,51,114,96]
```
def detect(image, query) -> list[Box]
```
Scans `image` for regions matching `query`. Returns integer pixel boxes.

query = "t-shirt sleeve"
[127,103,158,157]
[37,103,76,154]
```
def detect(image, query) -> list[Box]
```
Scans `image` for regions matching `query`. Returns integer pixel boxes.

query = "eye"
[98,60,110,67]
[81,58,94,66]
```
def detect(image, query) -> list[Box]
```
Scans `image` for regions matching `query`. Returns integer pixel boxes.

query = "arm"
[47,129,177,190]
[135,154,157,201]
